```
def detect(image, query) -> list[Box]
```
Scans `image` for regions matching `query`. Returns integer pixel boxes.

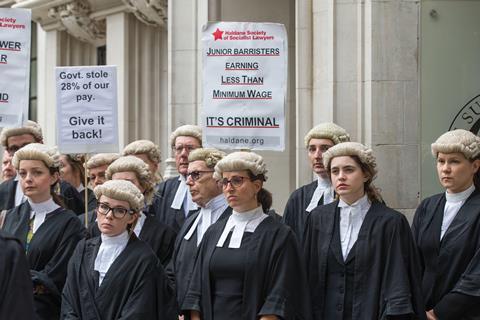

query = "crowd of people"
[0,120,479,320]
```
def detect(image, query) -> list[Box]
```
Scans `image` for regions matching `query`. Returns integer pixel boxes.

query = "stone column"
[106,12,130,148]
[36,27,60,144]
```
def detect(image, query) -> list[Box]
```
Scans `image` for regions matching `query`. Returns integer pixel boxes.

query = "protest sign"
[56,65,118,153]
[202,22,287,151]
[0,8,31,126]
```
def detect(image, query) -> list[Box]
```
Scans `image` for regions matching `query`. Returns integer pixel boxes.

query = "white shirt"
[171,175,198,216]
[442,184,475,240]
[28,198,60,233]
[94,231,129,286]
[133,212,147,237]
[184,194,228,245]
[217,206,268,249]
[338,194,371,260]
[76,184,85,193]
[14,174,26,206]
[306,176,334,212]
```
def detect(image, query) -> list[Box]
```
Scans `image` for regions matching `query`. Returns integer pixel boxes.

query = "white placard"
[56,66,118,154]
[0,8,31,126]
[202,22,287,151]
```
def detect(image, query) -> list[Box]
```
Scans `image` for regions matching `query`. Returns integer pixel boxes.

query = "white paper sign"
[0,8,31,126]
[56,66,118,154]
[202,22,287,151]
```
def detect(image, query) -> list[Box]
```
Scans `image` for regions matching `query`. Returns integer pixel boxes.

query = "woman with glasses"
[2,143,84,320]
[61,179,174,319]
[182,151,311,320]
[303,142,425,319]
[87,155,176,267]
[412,129,480,320]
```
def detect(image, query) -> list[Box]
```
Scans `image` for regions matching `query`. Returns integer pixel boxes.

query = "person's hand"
[178,316,184,320]
[191,311,201,320]
[259,316,278,320]
[426,310,437,320]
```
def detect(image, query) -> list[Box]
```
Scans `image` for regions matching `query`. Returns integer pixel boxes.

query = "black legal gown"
[2,202,85,320]
[0,230,35,319]
[167,207,232,314]
[304,200,426,320]
[150,177,194,233]
[85,211,177,267]
[61,234,176,319]
[79,188,97,213]
[412,191,480,319]
[182,215,312,320]
[282,180,320,244]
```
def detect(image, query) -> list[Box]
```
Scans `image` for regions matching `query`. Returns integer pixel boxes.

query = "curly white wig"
[304,122,350,147]
[105,156,154,205]
[94,179,144,212]
[214,151,267,181]
[431,129,480,160]
[0,120,43,147]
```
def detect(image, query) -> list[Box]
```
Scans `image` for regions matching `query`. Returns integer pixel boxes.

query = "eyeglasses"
[221,176,250,189]
[187,170,214,181]
[96,202,132,219]
[307,144,333,154]
[172,145,198,155]
[6,143,31,155]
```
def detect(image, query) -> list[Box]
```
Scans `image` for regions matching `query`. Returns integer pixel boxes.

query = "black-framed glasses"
[307,144,333,154]
[187,170,214,181]
[221,176,250,189]
[96,202,132,219]
[172,145,198,155]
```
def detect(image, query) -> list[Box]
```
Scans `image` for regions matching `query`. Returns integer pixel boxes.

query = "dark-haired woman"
[183,151,311,320]
[412,129,480,320]
[59,154,96,212]
[304,142,425,319]
[2,143,84,320]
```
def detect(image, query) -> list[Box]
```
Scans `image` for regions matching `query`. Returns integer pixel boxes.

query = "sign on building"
[202,22,288,151]
[0,8,31,126]
[56,65,119,153]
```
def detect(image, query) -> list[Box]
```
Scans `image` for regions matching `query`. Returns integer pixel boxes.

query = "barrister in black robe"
[282,122,349,244]
[0,230,35,319]
[61,234,172,319]
[61,179,175,319]
[3,143,85,320]
[305,201,426,319]
[412,129,480,319]
[304,142,426,320]
[153,125,203,232]
[183,151,312,320]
